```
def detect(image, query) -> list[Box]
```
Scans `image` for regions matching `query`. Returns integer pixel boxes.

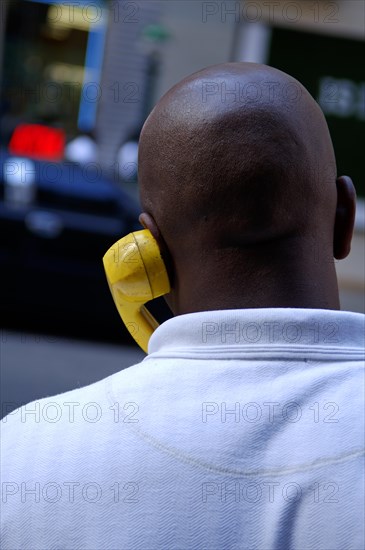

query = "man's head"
[137,62,356,315]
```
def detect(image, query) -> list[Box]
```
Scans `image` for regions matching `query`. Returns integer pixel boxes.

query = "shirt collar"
[147,308,365,360]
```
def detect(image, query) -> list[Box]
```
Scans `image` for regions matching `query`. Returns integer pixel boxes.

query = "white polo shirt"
[1,308,364,550]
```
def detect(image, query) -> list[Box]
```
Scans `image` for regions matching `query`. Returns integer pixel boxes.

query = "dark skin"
[137,63,356,316]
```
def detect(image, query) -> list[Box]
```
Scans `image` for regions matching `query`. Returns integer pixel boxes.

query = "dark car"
[0,149,172,343]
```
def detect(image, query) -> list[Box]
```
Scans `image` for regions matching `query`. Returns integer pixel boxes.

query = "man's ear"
[139,212,159,239]
[138,212,174,284]
[333,176,356,260]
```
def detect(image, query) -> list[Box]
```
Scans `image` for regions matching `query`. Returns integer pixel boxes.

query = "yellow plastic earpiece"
[103,229,170,353]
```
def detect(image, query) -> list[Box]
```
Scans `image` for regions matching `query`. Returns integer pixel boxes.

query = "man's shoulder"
[0,358,147,434]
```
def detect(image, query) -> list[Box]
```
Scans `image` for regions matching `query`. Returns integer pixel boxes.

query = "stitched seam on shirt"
[105,378,365,478]
[144,348,364,361]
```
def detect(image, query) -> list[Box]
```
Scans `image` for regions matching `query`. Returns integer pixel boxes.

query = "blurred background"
[1,0,364,417]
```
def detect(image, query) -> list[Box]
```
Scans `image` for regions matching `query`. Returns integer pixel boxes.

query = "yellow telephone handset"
[102,229,170,353]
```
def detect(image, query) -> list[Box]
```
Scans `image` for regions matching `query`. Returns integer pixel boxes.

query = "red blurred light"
[9,124,65,161]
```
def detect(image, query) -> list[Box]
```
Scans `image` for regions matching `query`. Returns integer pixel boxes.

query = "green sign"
[269,28,365,197]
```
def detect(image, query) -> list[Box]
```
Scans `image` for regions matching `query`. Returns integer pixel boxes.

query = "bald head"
[138,63,355,314]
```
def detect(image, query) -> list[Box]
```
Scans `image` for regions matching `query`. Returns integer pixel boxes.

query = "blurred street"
[0,329,145,419]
